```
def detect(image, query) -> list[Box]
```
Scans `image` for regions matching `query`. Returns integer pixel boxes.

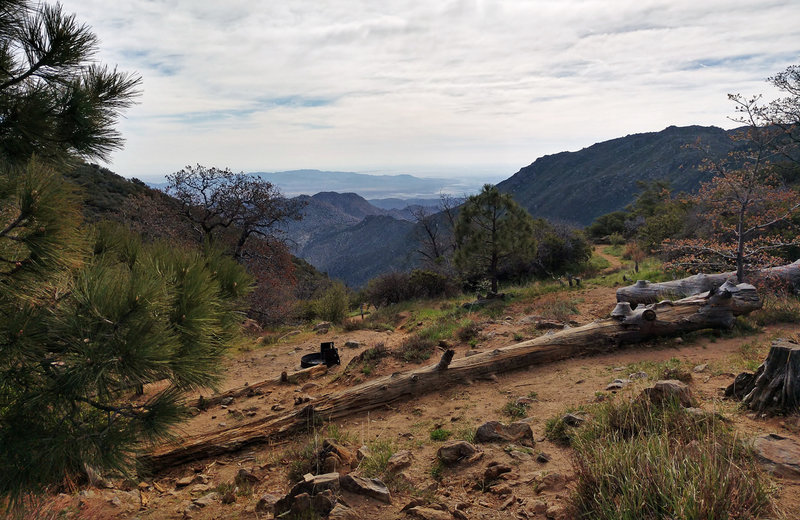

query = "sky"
[59,0,800,183]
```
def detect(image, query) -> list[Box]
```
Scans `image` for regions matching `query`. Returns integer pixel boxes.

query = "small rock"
[452,509,469,520]
[629,371,649,380]
[536,452,551,463]
[192,492,219,508]
[190,484,211,494]
[314,321,331,333]
[437,441,480,465]
[255,494,280,514]
[475,421,534,446]
[301,382,319,392]
[537,472,566,492]
[531,500,548,514]
[356,445,372,461]
[323,439,355,466]
[605,382,625,391]
[693,364,708,373]
[218,422,227,427]
[108,496,122,508]
[613,366,625,372]
[235,468,260,485]
[271,404,286,412]
[561,413,585,427]
[641,380,694,408]
[220,396,234,406]
[175,475,195,488]
[329,503,362,519]
[340,474,391,503]
[491,484,512,496]
[221,489,236,504]
[484,462,513,481]
[344,340,360,349]
[386,450,413,474]
[752,433,800,479]
[500,495,515,509]
[546,504,566,519]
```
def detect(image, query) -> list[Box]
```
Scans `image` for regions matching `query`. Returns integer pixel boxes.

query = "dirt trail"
[592,244,624,274]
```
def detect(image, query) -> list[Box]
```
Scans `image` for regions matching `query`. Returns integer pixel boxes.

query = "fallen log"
[280,364,328,385]
[142,283,760,473]
[191,362,328,409]
[616,260,800,305]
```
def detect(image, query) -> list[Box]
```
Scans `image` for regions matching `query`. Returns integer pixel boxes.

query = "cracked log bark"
[142,283,760,473]
[616,260,800,306]
[735,339,800,414]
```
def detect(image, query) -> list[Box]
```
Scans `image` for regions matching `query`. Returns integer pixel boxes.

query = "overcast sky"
[59,0,799,182]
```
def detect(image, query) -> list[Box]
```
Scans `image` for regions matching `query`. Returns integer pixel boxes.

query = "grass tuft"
[567,399,773,519]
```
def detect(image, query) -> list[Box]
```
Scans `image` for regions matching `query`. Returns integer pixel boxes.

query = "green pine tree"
[0,1,253,503]
[454,184,538,294]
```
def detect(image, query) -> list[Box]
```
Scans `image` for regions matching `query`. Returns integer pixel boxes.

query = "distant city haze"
[58,1,799,182]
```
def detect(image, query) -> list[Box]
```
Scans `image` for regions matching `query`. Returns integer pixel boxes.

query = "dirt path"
[592,244,624,274]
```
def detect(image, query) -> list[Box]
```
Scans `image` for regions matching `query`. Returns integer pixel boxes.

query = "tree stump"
[740,339,800,414]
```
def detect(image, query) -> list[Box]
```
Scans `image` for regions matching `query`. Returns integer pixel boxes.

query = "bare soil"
[32,281,800,520]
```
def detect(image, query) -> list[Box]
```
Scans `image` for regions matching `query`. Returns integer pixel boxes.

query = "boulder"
[437,441,479,465]
[340,474,391,503]
[752,433,800,479]
[640,380,694,408]
[474,421,534,446]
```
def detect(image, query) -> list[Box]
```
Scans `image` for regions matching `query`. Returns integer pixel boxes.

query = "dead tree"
[142,284,760,472]
[617,260,800,305]
[726,339,800,414]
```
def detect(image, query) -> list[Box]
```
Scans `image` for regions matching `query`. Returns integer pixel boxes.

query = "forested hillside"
[497,125,742,225]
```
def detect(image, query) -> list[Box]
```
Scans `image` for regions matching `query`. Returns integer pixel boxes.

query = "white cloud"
[58,0,800,180]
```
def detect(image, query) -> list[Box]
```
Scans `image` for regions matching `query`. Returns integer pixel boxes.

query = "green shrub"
[393,334,436,363]
[544,415,574,446]
[430,428,452,441]
[502,399,529,419]
[455,321,480,342]
[360,439,396,478]
[312,282,350,324]
[609,232,626,246]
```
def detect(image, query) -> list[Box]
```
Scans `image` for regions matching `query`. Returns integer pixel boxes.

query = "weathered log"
[142,284,760,472]
[735,339,800,414]
[192,363,328,409]
[194,380,275,409]
[616,260,800,305]
[280,364,328,385]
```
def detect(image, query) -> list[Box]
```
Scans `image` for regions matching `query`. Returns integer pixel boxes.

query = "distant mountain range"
[143,125,748,287]
[251,169,484,199]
